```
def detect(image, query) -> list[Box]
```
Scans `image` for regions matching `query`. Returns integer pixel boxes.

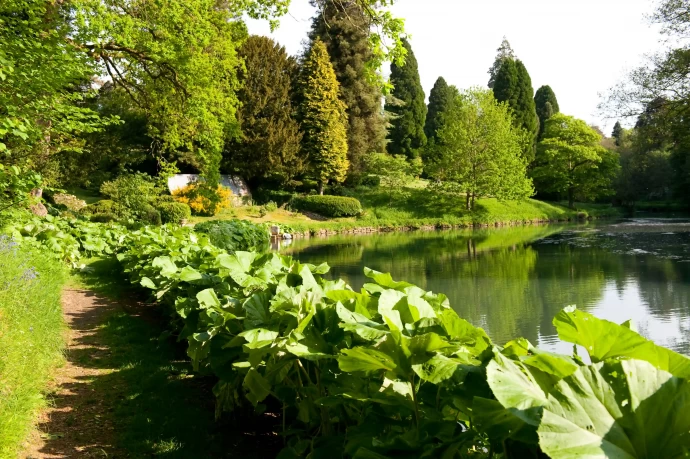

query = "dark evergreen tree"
[534,85,560,139]
[310,2,386,175]
[488,37,515,89]
[424,77,457,143]
[612,121,623,146]
[493,58,539,162]
[384,39,427,159]
[222,36,304,186]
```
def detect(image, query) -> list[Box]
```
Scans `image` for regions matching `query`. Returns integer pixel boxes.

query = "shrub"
[360,174,381,188]
[0,239,66,456]
[100,173,159,213]
[90,213,117,223]
[291,195,363,217]
[141,204,162,226]
[193,220,269,252]
[252,189,295,206]
[157,202,192,224]
[82,199,131,221]
[172,183,232,216]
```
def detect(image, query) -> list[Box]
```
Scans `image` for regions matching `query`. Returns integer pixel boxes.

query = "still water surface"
[280,218,690,355]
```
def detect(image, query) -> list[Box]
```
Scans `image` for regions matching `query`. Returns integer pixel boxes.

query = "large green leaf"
[339,347,397,373]
[243,368,272,406]
[538,359,690,459]
[554,306,690,378]
[243,291,272,328]
[336,303,388,341]
[487,351,548,412]
[197,288,221,309]
[412,354,460,384]
[363,267,413,291]
[152,256,177,278]
[377,289,405,331]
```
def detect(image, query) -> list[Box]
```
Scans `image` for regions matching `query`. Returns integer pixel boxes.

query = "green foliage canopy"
[426,88,534,210]
[532,114,620,208]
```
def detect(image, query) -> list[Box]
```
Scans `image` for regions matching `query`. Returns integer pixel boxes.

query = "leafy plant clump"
[291,195,363,217]
[113,227,690,458]
[194,220,269,253]
[4,215,127,264]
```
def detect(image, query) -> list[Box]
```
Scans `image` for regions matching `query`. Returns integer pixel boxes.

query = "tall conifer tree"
[493,58,539,162]
[487,37,515,89]
[424,77,457,143]
[384,39,427,159]
[223,36,303,186]
[310,2,386,175]
[534,85,560,139]
[612,121,623,146]
[297,38,349,194]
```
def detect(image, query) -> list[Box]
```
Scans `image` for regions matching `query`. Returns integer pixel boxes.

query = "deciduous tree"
[426,88,533,210]
[532,114,620,208]
[297,39,349,194]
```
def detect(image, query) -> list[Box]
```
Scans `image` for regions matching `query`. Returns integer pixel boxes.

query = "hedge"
[156,202,192,224]
[252,189,296,206]
[291,195,363,218]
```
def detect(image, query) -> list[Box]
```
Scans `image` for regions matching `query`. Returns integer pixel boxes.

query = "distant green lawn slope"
[193,186,623,234]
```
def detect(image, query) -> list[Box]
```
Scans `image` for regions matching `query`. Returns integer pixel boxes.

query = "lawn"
[190,184,623,234]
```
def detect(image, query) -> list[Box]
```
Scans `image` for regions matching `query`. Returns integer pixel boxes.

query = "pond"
[279,218,690,356]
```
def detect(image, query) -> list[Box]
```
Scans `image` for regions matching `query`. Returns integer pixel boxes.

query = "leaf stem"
[410,374,420,429]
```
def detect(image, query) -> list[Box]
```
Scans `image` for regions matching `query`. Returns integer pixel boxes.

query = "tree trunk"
[319,182,325,195]
[471,193,476,209]
[568,187,574,209]
[466,192,471,211]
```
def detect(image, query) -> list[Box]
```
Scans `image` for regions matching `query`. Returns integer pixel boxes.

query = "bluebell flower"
[20,267,39,281]
[0,235,18,254]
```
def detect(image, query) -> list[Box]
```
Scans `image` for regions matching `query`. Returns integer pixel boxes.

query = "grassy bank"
[0,240,67,457]
[192,187,623,234]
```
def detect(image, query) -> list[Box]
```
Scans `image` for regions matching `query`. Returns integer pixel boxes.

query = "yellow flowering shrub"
[172,184,232,216]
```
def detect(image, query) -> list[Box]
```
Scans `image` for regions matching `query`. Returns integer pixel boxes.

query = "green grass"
[196,186,623,235]
[65,187,103,205]
[67,258,282,458]
[0,242,67,457]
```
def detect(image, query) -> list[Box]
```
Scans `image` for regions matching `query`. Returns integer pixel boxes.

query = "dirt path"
[22,281,281,459]
[23,289,123,459]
